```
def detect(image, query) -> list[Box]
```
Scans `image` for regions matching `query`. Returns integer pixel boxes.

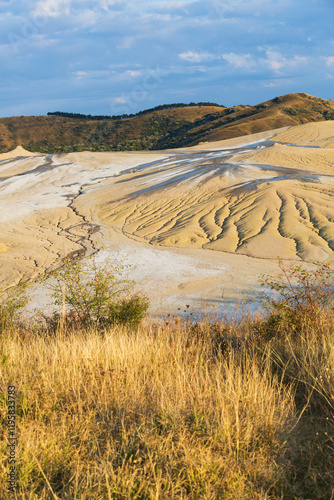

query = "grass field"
[1,309,334,499]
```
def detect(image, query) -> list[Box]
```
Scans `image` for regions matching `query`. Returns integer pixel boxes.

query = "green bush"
[44,255,149,330]
[273,96,283,103]
[106,294,149,327]
[323,110,334,120]
[255,103,269,110]
[256,259,334,338]
[0,282,29,332]
[282,106,299,116]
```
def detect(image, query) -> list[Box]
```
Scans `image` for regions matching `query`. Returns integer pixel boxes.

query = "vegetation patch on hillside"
[1,93,334,153]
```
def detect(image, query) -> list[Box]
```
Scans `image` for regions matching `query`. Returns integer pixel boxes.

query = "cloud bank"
[0,0,333,116]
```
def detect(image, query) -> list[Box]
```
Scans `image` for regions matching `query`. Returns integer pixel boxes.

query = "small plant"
[0,282,29,332]
[323,110,334,120]
[257,259,334,337]
[255,103,269,110]
[106,294,150,327]
[282,106,299,116]
[44,254,149,330]
[273,96,283,104]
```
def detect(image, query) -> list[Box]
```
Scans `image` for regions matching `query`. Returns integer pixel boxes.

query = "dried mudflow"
[1,123,334,316]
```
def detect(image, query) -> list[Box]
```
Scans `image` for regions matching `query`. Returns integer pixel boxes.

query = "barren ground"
[1,123,333,318]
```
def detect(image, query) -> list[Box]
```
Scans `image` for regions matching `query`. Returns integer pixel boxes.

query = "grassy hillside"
[1,93,334,153]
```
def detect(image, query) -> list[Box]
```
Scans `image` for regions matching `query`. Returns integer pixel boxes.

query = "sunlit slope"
[0,106,225,153]
[92,123,334,264]
[238,143,334,175]
[273,121,334,148]
[1,93,334,153]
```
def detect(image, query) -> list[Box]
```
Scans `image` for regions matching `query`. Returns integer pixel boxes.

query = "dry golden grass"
[0,106,223,154]
[1,93,334,153]
[1,313,334,499]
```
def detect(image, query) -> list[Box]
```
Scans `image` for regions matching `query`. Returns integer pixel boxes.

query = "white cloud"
[31,34,58,47]
[263,80,288,88]
[266,50,286,71]
[117,37,134,49]
[31,0,119,20]
[32,0,71,18]
[74,9,98,28]
[154,1,193,9]
[72,70,111,80]
[114,97,127,104]
[125,69,145,78]
[0,0,14,11]
[222,52,255,69]
[323,56,334,66]
[151,1,193,15]
[97,0,118,11]
[221,49,308,74]
[210,0,287,17]
[179,50,215,63]
[261,77,293,88]
[141,12,184,22]
[74,71,88,79]
[265,50,307,73]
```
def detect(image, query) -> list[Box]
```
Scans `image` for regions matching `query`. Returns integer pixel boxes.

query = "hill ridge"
[0,93,334,154]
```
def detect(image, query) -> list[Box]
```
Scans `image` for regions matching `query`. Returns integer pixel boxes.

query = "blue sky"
[0,0,333,117]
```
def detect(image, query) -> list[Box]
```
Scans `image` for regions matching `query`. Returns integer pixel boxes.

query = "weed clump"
[255,260,334,430]
[0,282,29,333]
[256,259,334,338]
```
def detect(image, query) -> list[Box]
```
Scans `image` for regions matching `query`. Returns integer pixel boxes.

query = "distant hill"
[0,93,334,154]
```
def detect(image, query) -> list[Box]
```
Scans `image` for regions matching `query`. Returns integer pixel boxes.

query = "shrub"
[0,282,29,332]
[256,259,334,338]
[106,294,150,327]
[282,106,299,116]
[44,254,149,330]
[255,103,269,110]
[323,110,334,120]
[273,96,283,103]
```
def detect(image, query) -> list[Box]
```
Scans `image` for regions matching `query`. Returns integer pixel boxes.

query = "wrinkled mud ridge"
[112,144,273,199]
[1,125,334,317]
[99,139,334,263]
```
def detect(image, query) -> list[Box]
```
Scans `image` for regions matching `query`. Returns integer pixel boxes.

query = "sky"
[0,0,334,117]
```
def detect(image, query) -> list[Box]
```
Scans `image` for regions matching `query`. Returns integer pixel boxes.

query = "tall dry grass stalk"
[265,311,334,419]
[61,283,66,334]
[0,318,333,499]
